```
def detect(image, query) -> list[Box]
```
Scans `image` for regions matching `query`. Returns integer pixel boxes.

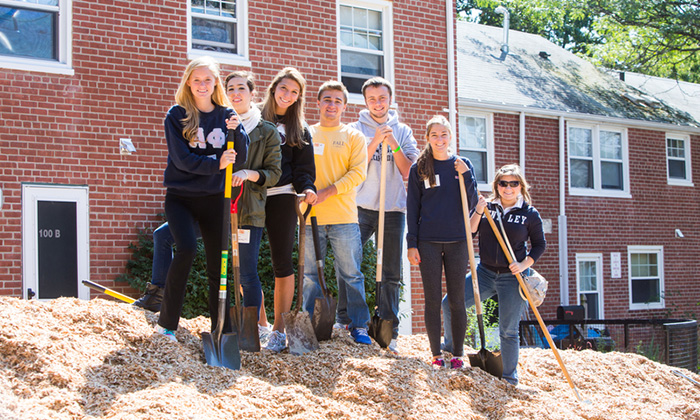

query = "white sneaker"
[155,325,177,342]
[258,324,273,345]
[388,339,399,354]
[333,322,350,331]
[265,330,287,353]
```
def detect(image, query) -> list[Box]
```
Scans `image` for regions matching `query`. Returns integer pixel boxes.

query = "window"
[576,254,604,320]
[568,124,629,197]
[188,0,249,65]
[628,246,664,310]
[0,0,73,74]
[458,113,494,187]
[338,0,393,100]
[666,133,693,186]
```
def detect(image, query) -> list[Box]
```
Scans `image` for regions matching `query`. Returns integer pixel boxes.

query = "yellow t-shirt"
[309,123,367,225]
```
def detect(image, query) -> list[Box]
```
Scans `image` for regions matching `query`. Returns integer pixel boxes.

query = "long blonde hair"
[490,163,532,204]
[416,115,453,187]
[174,56,231,144]
[261,67,308,148]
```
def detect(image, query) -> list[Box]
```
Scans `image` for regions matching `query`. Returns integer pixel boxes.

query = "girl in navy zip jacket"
[157,56,248,341]
[406,115,478,369]
[442,163,546,385]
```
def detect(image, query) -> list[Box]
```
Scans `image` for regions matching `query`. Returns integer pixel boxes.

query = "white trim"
[337,0,394,104]
[665,132,693,187]
[0,0,74,75]
[186,0,251,67]
[21,184,90,301]
[575,253,604,319]
[567,123,631,198]
[627,245,665,310]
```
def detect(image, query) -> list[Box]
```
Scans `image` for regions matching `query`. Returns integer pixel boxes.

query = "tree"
[457,0,700,83]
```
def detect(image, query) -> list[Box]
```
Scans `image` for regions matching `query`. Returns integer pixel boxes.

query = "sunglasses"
[498,180,521,188]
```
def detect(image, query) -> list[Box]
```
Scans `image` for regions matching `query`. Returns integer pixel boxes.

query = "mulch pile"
[0,296,698,419]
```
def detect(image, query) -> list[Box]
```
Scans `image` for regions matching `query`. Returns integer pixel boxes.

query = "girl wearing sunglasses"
[442,163,546,385]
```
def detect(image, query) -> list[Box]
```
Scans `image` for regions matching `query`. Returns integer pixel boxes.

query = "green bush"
[117,225,378,322]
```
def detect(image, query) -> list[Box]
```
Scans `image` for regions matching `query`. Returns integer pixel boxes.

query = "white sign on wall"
[610,252,621,278]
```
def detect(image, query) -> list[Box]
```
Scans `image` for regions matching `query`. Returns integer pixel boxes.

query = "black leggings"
[158,192,231,333]
[264,193,298,278]
[418,241,468,357]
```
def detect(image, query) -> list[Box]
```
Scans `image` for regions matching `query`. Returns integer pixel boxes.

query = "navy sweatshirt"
[273,118,316,193]
[163,104,249,196]
[406,156,478,249]
[477,201,546,270]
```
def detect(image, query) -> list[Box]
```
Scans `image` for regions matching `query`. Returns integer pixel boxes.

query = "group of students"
[137,56,545,386]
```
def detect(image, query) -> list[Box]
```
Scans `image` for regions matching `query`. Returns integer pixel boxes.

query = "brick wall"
[0,0,453,333]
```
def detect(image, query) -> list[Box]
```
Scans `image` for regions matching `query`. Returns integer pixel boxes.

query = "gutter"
[446,0,457,146]
[459,100,700,134]
[558,116,569,306]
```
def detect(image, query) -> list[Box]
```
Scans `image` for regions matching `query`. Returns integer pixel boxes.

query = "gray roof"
[457,22,699,128]
[622,72,700,124]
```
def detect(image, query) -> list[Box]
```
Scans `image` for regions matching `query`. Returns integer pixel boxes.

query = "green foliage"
[457,0,700,83]
[118,225,379,322]
[464,298,501,350]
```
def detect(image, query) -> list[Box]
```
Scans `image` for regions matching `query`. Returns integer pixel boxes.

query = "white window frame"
[337,0,394,105]
[575,253,604,320]
[567,122,631,198]
[458,110,494,191]
[0,0,73,75]
[627,245,665,310]
[666,132,693,186]
[187,0,250,67]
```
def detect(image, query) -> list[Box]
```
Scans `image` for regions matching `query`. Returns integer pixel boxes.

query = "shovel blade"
[312,296,336,342]
[283,310,320,355]
[237,306,261,352]
[202,331,241,370]
[468,349,503,378]
[368,312,393,348]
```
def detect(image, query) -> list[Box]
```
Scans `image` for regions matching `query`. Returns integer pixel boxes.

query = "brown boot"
[132,283,164,312]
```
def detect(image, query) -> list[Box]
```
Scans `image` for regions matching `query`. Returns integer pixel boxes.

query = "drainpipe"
[558,116,569,305]
[446,0,457,145]
[495,6,510,55]
[519,112,526,173]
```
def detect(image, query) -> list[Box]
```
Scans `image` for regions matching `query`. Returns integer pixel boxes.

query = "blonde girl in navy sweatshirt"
[157,57,248,341]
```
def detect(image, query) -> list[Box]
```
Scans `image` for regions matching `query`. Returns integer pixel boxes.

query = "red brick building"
[1,0,458,332]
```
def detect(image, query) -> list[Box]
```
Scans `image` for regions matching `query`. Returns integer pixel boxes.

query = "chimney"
[495,6,510,55]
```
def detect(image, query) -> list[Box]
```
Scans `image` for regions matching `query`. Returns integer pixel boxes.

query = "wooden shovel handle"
[294,196,311,312]
[482,209,587,402]
[458,173,483,314]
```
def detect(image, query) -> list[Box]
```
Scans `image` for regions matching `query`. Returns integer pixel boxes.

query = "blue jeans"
[303,223,370,329]
[358,207,404,339]
[442,265,528,385]
[151,222,201,288]
[238,225,264,312]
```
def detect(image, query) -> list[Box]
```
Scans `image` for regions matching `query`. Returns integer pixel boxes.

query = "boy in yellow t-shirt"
[302,80,371,345]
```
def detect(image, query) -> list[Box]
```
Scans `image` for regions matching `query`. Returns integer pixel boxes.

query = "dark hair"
[361,76,393,98]
[261,67,307,148]
[416,115,453,187]
[317,80,348,103]
[225,70,256,93]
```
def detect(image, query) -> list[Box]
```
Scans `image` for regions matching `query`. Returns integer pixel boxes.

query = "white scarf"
[238,105,261,134]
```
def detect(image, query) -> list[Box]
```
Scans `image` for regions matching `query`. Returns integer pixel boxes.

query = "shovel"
[82,279,136,304]
[282,196,320,354]
[483,209,590,403]
[310,208,337,342]
[368,139,393,348]
[202,140,241,370]
[458,173,503,378]
[229,185,261,353]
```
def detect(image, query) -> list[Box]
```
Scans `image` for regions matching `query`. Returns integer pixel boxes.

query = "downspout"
[558,116,569,305]
[446,0,457,145]
[519,112,526,172]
